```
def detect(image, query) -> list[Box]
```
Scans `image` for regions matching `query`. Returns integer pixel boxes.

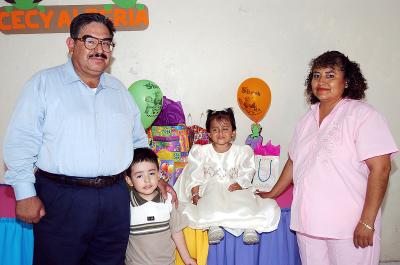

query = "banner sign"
[0,2,149,34]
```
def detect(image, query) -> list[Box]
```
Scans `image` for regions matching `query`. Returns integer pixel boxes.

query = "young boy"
[125,148,197,265]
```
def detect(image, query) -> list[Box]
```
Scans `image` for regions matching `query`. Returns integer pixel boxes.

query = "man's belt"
[36,169,124,188]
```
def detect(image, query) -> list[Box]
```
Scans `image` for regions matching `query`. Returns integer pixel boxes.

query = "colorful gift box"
[159,161,187,186]
[149,125,190,153]
[148,125,190,185]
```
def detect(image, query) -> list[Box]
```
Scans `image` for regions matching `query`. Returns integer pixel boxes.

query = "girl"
[174,108,280,244]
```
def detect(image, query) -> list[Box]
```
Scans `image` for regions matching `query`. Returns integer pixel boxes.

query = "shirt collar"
[311,98,349,122]
[62,58,116,90]
[130,188,163,207]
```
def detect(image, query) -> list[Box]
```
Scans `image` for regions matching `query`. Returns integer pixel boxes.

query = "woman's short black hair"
[205,107,236,132]
[305,51,368,104]
[70,13,116,39]
[125,148,159,178]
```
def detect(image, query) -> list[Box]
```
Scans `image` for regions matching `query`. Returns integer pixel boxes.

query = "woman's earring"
[345,82,349,89]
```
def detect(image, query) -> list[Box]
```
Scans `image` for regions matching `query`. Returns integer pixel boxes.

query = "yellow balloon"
[237,78,271,123]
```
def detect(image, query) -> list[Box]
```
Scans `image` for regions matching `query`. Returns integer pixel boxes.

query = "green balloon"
[128,80,163,129]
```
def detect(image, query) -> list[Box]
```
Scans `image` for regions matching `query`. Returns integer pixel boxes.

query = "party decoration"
[104,0,144,10]
[253,140,281,156]
[3,0,44,12]
[245,123,263,150]
[128,80,163,129]
[237,78,271,123]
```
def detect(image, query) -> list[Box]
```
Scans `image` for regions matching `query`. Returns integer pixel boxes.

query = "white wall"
[1,0,399,261]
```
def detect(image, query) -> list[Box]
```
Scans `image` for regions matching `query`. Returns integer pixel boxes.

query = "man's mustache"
[89,53,108,59]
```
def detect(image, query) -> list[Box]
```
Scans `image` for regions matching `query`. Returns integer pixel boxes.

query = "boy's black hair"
[205,107,236,132]
[70,13,116,39]
[125,148,159,178]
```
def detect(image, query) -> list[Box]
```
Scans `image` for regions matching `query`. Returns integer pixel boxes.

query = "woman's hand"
[256,157,294,200]
[353,154,391,248]
[255,190,274,199]
[228,182,242,192]
[353,221,374,248]
[158,180,178,207]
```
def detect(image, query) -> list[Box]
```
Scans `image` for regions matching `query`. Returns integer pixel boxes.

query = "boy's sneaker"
[243,229,259,244]
[208,226,224,244]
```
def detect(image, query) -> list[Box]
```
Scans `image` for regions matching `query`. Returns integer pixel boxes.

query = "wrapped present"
[148,125,190,185]
[160,160,174,184]
[157,150,188,162]
[153,141,181,152]
[159,160,187,186]
[150,125,190,152]
[174,162,186,180]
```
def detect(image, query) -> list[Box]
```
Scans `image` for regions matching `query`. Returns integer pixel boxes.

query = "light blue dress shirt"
[3,59,149,200]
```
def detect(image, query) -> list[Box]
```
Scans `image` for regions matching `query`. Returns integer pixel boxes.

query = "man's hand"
[16,196,45,223]
[228,182,242,192]
[158,180,178,207]
[353,222,374,248]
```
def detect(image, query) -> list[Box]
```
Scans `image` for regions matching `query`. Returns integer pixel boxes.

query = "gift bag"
[252,155,279,192]
[187,114,209,148]
[251,140,280,192]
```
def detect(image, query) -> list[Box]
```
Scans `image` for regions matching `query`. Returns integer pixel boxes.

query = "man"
[3,13,167,265]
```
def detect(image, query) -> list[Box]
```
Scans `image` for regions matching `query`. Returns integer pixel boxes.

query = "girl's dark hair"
[70,13,116,39]
[205,108,236,132]
[305,51,368,104]
[125,148,159,178]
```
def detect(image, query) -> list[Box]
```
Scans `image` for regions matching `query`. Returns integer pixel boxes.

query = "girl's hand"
[191,194,201,205]
[228,182,242,192]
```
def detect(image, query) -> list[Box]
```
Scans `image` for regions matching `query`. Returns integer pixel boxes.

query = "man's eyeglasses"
[74,35,116,52]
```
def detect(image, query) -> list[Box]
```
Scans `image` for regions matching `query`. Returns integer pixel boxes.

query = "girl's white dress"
[174,144,280,236]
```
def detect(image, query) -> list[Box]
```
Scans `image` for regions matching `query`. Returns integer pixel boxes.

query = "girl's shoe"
[243,229,259,244]
[208,226,224,244]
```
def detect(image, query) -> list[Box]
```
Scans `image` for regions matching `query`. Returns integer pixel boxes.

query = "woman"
[258,51,398,265]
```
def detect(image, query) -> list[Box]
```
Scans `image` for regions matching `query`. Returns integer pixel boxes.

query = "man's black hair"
[70,13,116,39]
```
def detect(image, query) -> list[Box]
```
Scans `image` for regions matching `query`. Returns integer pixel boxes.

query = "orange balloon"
[237,78,271,123]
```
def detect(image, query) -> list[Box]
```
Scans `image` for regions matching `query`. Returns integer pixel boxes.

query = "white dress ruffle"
[174,144,280,236]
